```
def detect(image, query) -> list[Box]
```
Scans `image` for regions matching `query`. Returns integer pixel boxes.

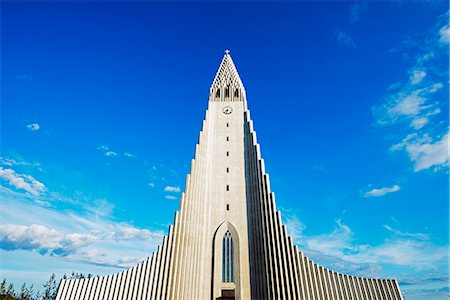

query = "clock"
[223,106,233,114]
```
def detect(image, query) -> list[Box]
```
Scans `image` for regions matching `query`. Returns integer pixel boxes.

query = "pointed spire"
[209,50,246,102]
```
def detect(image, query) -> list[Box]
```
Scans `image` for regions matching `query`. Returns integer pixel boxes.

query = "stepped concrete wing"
[56,51,404,300]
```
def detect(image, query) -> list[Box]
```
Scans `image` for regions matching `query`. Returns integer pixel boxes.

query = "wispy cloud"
[97,146,137,159]
[165,195,177,200]
[0,156,40,167]
[97,145,117,157]
[96,145,110,151]
[409,69,426,84]
[363,184,400,197]
[383,225,430,240]
[0,168,46,195]
[336,30,356,48]
[0,188,165,268]
[148,182,155,188]
[391,132,448,171]
[164,186,181,193]
[374,83,442,127]
[372,12,449,172]
[124,152,136,158]
[0,221,161,263]
[104,151,117,157]
[292,219,447,271]
[0,224,96,255]
[349,1,368,23]
[284,214,306,242]
[26,123,40,131]
[439,24,449,43]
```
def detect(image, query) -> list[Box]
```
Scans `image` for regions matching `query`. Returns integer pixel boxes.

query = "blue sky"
[1,1,448,299]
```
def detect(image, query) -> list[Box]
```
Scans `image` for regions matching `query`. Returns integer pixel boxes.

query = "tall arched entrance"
[212,221,240,300]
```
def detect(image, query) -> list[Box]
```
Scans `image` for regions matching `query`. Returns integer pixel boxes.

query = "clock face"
[223,106,233,115]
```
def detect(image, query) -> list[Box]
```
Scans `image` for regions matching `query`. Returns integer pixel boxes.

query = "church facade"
[56,52,404,300]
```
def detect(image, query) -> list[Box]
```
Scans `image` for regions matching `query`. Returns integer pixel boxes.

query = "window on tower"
[234,89,239,97]
[216,89,220,98]
[225,86,230,98]
[222,230,234,282]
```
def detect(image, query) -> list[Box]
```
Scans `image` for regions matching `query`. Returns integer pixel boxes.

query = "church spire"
[209,50,246,102]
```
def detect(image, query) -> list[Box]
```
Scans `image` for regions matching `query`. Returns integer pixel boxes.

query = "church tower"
[56,52,404,300]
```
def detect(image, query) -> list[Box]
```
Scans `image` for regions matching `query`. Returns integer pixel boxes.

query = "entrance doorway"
[216,289,235,300]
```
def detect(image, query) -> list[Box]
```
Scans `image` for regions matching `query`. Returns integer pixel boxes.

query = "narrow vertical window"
[226,136,229,141]
[226,185,229,191]
[234,89,239,97]
[222,231,234,282]
[226,123,229,127]
[226,151,229,156]
[226,167,229,173]
[226,204,230,211]
[216,89,220,98]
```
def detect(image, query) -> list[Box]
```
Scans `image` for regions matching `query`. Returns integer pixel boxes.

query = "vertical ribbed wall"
[55,53,404,300]
[55,106,404,300]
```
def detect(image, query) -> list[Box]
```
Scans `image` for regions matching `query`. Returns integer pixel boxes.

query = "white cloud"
[104,151,117,157]
[165,195,177,200]
[410,69,426,84]
[0,215,163,266]
[0,224,65,254]
[63,233,98,250]
[164,186,181,193]
[388,93,425,117]
[124,152,136,158]
[364,185,400,197]
[284,215,306,242]
[410,117,428,130]
[373,16,448,174]
[336,30,356,48]
[148,182,155,188]
[392,132,449,172]
[115,224,152,240]
[439,25,449,44]
[380,83,443,125]
[0,157,39,167]
[35,199,52,207]
[0,168,46,195]
[26,123,40,131]
[297,219,447,270]
[0,167,166,274]
[97,145,119,157]
[410,108,440,130]
[383,225,430,240]
[96,145,110,151]
[0,224,97,256]
[0,223,145,256]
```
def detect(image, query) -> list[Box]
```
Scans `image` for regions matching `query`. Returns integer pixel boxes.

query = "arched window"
[225,86,230,98]
[222,230,234,282]
[234,89,239,97]
[216,89,220,98]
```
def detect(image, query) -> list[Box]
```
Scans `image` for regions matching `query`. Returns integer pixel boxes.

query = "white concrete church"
[56,52,404,300]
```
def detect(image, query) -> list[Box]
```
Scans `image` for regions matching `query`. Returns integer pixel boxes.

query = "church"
[55,52,404,300]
